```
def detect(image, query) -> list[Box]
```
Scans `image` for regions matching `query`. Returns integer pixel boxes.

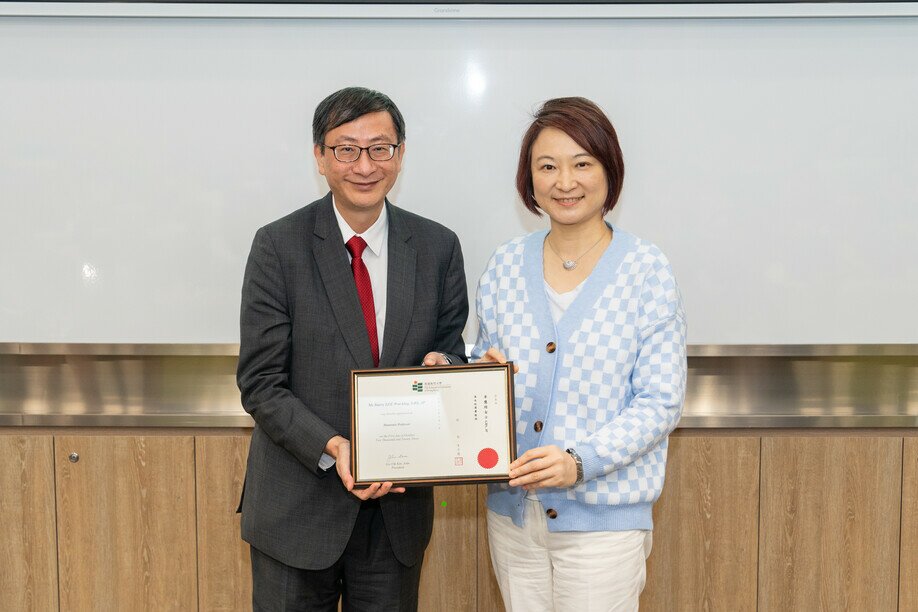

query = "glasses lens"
[333,145,359,162]
[368,144,395,161]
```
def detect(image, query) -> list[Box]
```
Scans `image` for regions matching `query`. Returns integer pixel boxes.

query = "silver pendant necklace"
[546,229,611,271]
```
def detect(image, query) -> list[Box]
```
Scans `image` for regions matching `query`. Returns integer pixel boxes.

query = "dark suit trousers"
[250,500,423,612]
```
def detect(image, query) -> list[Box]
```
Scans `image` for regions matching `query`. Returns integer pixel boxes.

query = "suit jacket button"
[546,342,556,353]
[533,420,543,433]
[546,508,558,519]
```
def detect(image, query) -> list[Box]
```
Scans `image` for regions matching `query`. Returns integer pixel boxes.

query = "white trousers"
[487,499,652,612]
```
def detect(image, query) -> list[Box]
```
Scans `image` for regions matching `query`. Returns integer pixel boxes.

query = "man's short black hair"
[312,87,406,146]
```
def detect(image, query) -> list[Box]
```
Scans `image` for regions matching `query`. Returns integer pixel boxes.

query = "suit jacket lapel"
[311,194,375,370]
[380,203,416,368]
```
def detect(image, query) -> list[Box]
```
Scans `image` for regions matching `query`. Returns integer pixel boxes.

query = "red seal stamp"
[477,448,498,469]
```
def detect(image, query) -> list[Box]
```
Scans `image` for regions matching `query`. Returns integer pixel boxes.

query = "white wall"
[1,15,916,343]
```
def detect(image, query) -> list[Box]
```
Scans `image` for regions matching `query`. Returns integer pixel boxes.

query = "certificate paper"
[350,363,516,486]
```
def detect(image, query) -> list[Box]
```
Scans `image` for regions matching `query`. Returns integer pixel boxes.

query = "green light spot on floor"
[441,501,447,507]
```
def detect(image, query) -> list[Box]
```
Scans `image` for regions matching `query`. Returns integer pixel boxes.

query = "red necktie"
[345,236,379,367]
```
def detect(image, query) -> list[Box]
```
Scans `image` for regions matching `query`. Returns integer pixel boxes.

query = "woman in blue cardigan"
[475,97,687,611]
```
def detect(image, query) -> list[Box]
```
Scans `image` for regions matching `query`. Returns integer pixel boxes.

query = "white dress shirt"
[319,200,389,471]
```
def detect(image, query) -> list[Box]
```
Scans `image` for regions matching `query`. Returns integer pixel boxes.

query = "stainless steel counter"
[0,352,249,427]
[1,344,917,428]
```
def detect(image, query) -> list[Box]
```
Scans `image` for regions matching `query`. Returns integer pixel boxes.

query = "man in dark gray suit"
[237,87,468,611]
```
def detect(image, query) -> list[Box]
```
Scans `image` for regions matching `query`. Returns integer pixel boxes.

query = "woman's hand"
[508,445,578,490]
[479,347,519,373]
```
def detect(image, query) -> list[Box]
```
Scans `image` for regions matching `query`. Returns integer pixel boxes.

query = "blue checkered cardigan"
[472,227,687,532]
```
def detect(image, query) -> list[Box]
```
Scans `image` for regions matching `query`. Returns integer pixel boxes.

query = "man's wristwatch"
[565,448,584,486]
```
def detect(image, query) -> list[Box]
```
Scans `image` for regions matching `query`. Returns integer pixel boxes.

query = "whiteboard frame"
[1,1,918,19]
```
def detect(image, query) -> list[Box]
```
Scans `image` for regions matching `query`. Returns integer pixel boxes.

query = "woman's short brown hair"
[516,97,625,217]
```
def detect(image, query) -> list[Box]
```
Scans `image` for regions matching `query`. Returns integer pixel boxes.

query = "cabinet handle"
[68,452,79,463]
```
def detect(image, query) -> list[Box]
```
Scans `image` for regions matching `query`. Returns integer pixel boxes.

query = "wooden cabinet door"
[418,485,479,611]
[55,435,197,611]
[901,437,918,612]
[641,435,761,612]
[474,437,762,612]
[0,435,58,611]
[759,436,901,612]
[476,484,505,612]
[196,435,252,612]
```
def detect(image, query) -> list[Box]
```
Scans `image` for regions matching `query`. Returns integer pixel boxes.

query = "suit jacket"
[237,193,468,570]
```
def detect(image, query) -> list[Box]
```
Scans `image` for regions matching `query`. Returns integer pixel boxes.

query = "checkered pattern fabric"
[473,227,687,532]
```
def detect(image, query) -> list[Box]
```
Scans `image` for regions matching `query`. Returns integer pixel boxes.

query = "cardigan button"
[533,420,543,433]
[546,508,558,519]
[546,342,556,353]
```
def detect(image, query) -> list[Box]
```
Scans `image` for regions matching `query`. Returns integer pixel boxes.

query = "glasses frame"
[322,142,402,163]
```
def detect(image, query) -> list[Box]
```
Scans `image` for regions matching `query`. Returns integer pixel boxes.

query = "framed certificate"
[350,362,516,487]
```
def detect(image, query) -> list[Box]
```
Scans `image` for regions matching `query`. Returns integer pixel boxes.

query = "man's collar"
[332,196,388,257]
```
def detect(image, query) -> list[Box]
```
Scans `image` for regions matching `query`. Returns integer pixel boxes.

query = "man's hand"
[421,352,450,366]
[508,445,578,490]
[326,435,405,500]
[479,347,519,373]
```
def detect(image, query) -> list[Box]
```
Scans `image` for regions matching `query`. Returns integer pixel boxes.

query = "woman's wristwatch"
[565,448,584,485]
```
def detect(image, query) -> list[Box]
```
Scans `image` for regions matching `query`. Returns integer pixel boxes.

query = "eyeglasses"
[323,143,401,163]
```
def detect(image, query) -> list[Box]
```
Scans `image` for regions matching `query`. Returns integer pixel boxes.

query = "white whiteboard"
[1,15,916,343]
